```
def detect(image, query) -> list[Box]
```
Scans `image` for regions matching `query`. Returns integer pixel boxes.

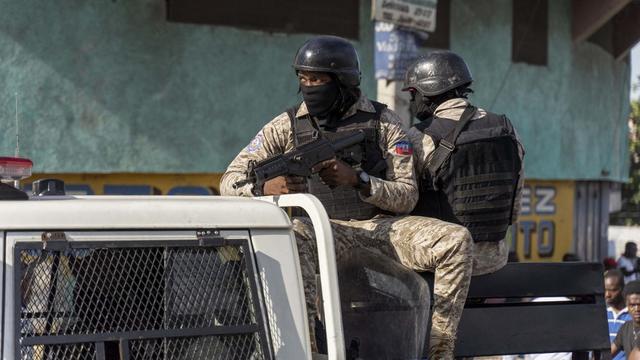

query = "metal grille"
[15,235,271,360]
[20,343,95,360]
[129,334,264,360]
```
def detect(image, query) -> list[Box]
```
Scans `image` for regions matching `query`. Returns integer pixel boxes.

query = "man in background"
[605,269,632,360]
[611,280,640,358]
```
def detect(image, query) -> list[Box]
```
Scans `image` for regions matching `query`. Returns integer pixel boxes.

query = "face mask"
[409,95,437,121]
[300,82,340,118]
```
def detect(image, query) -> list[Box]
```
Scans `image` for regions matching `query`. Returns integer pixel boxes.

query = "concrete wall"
[0,0,631,182]
[450,0,631,182]
[0,0,375,173]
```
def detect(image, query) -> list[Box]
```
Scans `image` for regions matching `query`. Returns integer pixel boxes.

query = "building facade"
[1,0,638,262]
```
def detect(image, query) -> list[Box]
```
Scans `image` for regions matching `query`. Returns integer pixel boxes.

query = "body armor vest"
[287,102,387,220]
[412,106,521,243]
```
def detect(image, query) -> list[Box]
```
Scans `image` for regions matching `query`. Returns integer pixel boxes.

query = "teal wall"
[450,0,631,182]
[0,0,631,182]
[0,0,375,173]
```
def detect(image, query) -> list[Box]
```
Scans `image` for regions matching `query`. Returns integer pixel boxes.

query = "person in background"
[605,269,632,360]
[618,242,639,283]
[604,257,618,271]
[612,280,640,358]
[628,346,640,360]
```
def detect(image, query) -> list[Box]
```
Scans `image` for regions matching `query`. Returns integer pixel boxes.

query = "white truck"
[0,158,430,360]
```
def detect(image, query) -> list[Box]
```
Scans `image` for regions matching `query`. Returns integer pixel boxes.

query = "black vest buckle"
[439,139,455,152]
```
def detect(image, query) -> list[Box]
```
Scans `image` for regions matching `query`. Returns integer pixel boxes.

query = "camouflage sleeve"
[406,126,435,181]
[359,108,418,213]
[220,113,293,197]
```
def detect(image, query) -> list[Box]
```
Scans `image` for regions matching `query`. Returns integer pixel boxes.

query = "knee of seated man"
[291,217,305,231]
[445,224,473,257]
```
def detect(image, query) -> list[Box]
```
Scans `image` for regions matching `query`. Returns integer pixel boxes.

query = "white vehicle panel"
[251,229,311,360]
[0,196,291,230]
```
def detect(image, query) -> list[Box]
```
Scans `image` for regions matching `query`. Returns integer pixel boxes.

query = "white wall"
[608,225,640,258]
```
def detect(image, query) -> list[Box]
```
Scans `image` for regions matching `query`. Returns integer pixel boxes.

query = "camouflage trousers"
[292,214,473,359]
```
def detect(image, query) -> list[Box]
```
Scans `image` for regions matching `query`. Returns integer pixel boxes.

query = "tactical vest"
[286,102,387,220]
[412,105,521,243]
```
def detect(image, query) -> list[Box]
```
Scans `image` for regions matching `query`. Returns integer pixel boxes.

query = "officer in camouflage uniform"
[403,50,525,275]
[403,51,525,356]
[220,36,472,359]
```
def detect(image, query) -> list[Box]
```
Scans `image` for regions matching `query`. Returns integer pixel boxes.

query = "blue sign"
[374,22,420,80]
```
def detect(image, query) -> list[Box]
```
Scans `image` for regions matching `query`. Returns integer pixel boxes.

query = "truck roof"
[0,195,292,230]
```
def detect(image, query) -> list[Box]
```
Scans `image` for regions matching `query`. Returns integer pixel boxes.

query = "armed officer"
[221,36,472,359]
[403,50,525,357]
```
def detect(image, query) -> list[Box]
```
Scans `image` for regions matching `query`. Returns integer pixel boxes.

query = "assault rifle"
[234,131,365,195]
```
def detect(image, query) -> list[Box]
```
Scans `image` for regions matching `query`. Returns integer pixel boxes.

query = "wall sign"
[374,22,420,80]
[511,180,575,262]
[372,0,438,33]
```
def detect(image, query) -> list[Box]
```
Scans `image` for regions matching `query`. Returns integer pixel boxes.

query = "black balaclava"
[300,81,341,119]
[410,86,473,121]
[409,95,439,121]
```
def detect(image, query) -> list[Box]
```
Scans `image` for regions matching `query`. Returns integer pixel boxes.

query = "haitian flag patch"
[394,140,413,156]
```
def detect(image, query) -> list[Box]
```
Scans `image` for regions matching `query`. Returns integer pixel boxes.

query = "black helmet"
[293,35,361,88]
[403,50,473,97]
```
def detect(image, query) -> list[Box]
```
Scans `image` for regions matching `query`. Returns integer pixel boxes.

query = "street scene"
[1,0,640,359]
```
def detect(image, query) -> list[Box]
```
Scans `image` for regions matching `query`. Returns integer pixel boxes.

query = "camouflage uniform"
[407,98,526,357]
[221,94,473,359]
[291,215,472,359]
[407,98,525,276]
[221,94,417,209]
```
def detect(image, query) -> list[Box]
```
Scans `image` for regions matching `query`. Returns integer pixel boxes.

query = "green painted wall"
[0,0,631,182]
[0,0,375,173]
[450,0,630,182]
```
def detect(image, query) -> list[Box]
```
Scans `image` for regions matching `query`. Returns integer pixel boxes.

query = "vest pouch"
[441,135,519,242]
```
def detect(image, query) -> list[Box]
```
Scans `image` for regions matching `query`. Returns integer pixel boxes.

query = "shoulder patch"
[393,140,413,156]
[245,131,265,153]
